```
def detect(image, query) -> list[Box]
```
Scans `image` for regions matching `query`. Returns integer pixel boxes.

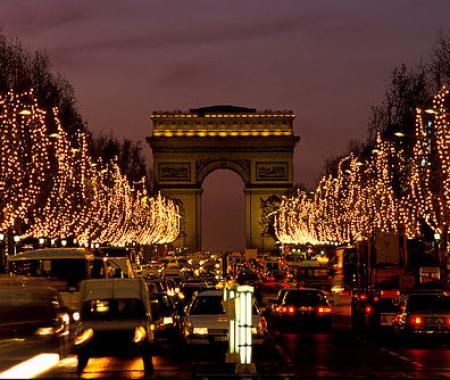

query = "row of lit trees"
[0,89,180,247]
[275,85,449,248]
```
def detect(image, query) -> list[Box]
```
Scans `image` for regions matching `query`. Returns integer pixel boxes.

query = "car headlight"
[133,326,147,344]
[193,327,208,335]
[72,312,80,322]
[163,317,174,325]
[62,313,70,324]
[75,328,94,346]
[35,327,55,336]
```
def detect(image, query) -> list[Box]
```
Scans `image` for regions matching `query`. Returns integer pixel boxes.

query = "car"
[265,287,291,318]
[236,271,263,304]
[145,280,166,293]
[74,278,155,374]
[179,280,210,305]
[181,289,266,346]
[262,270,291,292]
[164,261,183,280]
[270,288,333,330]
[392,292,450,338]
[149,292,179,341]
[0,283,68,339]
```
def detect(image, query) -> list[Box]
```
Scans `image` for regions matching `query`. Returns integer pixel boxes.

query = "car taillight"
[317,306,332,315]
[364,305,373,315]
[408,315,423,328]
[276,305,296,315]
[359,294,367,301]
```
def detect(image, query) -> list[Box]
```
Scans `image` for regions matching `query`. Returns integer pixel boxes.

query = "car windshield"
[189,295,225,315]
[237,272,259,282]
[146,281,164,293]
[10,259,89,287]
[182,284,208,300]
[82,298,146,320]
[283,290,326,306]
[407,295,450,312]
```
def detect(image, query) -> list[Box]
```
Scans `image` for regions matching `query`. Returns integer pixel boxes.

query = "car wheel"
[77,355,89,373]
[142,354,153,374]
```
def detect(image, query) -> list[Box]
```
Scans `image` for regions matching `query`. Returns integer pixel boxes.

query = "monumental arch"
[147,105,299,251]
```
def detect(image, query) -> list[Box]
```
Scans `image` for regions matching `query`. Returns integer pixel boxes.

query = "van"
[74,278,155,373]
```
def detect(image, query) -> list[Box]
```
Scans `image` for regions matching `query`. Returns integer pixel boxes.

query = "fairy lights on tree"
[0,89,180,246]
[275,86,450,248]
[408,86,449,242]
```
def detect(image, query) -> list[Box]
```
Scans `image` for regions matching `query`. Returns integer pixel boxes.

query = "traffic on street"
[0,247,448,379]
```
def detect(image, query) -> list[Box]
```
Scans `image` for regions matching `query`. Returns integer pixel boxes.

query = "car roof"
[197,289,223,297]
[8,248,93,261]
[80,278,148,301]
[286,288,324,293]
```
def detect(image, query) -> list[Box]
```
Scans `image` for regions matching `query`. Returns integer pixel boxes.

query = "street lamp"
[13,235,20,255]
[18,108,32,116]
[424,108,449,116]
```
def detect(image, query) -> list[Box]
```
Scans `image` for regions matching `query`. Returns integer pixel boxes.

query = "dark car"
[0,285,67,339]
[392,292,450,339]
[179,280,210,306]
[149,292,179,340]
[237,271,263,304]
[145,280,165,293]
[271,288,333,330]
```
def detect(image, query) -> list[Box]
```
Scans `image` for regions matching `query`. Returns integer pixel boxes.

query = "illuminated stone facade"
[147,105,299,251]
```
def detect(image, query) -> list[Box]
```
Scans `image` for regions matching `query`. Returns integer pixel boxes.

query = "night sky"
[2,0,450,250]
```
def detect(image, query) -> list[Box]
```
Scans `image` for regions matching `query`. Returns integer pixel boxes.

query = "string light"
[0,89,180,246]
[275,85,449,247]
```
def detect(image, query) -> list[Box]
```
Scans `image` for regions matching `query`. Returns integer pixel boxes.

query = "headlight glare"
[193,327,208,335]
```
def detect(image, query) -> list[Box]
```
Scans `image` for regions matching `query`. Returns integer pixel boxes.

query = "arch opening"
[201,169,245,252]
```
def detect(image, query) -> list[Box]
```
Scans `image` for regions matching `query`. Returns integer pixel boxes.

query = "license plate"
[380,315,394,326]
[214,336,227,342]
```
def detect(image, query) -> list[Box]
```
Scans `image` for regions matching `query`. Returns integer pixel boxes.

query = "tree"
[430,29,450,90]
[0,33,87,139]
[90,132,149,188]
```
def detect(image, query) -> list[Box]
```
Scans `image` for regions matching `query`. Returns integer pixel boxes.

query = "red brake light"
[317,306,332,314]
[364,305,373,315]
[409,315,423,328]
[360,294,367,301]
[413,316,423,325]
[277,305,296,315]
[373,296,379,302]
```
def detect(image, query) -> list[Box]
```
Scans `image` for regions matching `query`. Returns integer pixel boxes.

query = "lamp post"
[13,235,20,255]
[0,233,5,272]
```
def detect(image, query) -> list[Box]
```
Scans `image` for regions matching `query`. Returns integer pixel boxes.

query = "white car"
[74,278,155,374]
[181,290,266,345]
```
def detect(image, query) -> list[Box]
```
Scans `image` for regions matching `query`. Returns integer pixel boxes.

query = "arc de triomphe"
[147,105,299,251]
